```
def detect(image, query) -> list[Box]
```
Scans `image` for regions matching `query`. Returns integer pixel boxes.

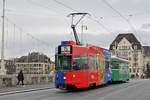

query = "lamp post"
[81,24,87,45]
[0,0,6,75]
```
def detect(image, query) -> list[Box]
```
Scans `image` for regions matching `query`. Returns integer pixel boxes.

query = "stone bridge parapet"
[0,74,54,87]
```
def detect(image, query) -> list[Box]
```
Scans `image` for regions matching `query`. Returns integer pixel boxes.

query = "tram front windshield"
[56,55,72,72]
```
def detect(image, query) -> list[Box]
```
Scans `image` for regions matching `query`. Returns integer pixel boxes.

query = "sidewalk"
[0,83,54,96]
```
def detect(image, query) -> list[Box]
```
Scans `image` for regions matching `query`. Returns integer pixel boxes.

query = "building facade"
[110,33,144,77]
[0,60,16,74]
[15,52,54,75]
[142,46,150,73]
[16,62,54,74]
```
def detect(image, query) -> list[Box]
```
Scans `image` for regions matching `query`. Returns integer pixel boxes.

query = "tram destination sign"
[60,46,72,54]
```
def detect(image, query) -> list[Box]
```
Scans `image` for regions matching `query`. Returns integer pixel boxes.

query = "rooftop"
[110,33,142,50]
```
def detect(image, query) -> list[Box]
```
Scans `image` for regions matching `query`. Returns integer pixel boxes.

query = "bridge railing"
[0,74,54,88]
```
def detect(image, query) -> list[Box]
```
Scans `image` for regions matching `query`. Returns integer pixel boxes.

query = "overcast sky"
[0,0,150,60]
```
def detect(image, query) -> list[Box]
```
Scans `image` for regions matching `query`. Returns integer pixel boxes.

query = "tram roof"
[111,56,129,63]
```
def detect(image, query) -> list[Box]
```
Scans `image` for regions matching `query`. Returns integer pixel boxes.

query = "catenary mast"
[0,0,6,75]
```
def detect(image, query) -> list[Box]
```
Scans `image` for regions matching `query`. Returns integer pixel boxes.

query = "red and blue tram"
[55,41,111,89]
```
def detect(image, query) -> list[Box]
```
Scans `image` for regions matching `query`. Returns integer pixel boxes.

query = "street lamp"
[0,0,6,75]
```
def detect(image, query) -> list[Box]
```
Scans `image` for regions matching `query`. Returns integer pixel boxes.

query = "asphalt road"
[0,79,150,100]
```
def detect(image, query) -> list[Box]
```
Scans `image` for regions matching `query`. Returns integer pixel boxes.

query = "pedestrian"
[17,70,24,86]
[141,73,144,79]
[136,73,139,79]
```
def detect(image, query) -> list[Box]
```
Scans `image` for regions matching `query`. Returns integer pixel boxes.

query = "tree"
[146,63,150,78]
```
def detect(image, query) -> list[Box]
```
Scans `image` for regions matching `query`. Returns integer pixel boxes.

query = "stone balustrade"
[0,74,54,88]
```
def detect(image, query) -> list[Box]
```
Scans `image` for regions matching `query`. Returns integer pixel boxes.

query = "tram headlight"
[73,74,76,78]
[64,77,66,80]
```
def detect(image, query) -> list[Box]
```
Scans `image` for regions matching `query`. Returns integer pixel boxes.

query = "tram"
[55,41,112,89]
[55,13,111,90]
[111,56,130,82]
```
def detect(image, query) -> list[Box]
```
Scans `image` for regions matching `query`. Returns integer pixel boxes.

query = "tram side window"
[103,56,105,69]
[121,63,125,70]
[101,56,104,69]
[112,61,119,69]
[93,55,96,69]
[73,54,81,71]
[105,57,110,69]
[90,54,95,69]
[82,54,88,70]
[99,56,102,69]
[124,63,129,70]
[96,55,99,69]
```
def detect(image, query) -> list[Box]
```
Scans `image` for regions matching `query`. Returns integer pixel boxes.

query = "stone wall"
[0,74,54,88]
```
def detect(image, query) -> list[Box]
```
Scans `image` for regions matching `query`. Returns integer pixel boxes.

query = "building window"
[119,46,121,50]
[129,52,130,55]
[128,46,130,50]
[137,68,139,72]
[133,68,136,73]
[130,68,131,72]
[128,57,131,60]
[113,46,116,50]
[134,45,137,50]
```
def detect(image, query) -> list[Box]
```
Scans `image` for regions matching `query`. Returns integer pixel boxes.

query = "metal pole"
[0,0,6,75]
[81,24,83,44]
[81,23,87,45]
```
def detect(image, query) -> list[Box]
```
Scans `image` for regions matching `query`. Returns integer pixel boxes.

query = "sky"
[0,0,150,60]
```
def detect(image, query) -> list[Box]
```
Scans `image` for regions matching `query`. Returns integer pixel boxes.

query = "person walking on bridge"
[17,70,24,86]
